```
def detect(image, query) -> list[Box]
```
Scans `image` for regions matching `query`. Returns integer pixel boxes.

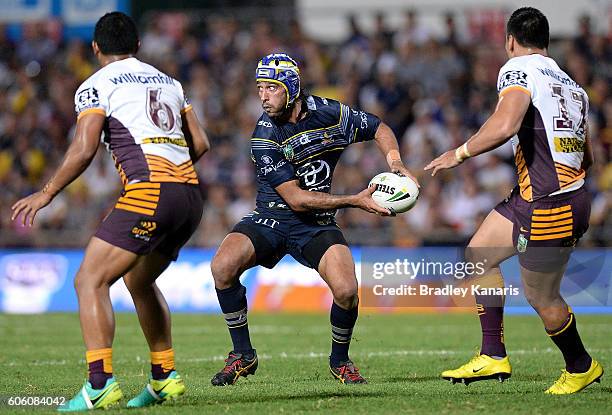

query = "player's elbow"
[283,192,310,213]
[286,197,309,213]
[74,139,98,164]
[197,135,211,157]
[500,120,521,139]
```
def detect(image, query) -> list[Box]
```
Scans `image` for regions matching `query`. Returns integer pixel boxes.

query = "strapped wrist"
[455,143,471,163]
[386,149,402,167]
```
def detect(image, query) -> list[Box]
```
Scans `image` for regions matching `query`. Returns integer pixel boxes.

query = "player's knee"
[331,281,358,309]
[523,288,541,309]
[524,290,561,313]
[74,268,104,294]
[464,245,477,264]
[211,254,240,289]
[465,245,495,273]
[74,259,121,294]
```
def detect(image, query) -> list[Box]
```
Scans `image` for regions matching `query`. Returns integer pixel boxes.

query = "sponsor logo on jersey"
[296,160,331,188]
[352,109,369,128]
[260,159,287,176]
[554,137,584,153]
[258,120,273,128]
[322,132,334,144]
[141,137,188,147]
[536,67,580,88]
[75,87,100,112]
[109,72,174,85]
[498,70,528,91]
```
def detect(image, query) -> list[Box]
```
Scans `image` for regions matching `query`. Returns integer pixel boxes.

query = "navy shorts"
[231,209,348,269]
[494,186,591,272]
[95,182,204,260]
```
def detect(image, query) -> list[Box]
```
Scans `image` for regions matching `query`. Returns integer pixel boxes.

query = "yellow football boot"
[441,354,511,385]
[545,360,603,395]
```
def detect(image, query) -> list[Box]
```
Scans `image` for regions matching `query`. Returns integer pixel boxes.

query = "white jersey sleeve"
[497,59,536,99]
[74,75,109,119]
[174,79,193,114]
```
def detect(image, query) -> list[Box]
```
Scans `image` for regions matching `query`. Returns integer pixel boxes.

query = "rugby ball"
[369,172,419,214]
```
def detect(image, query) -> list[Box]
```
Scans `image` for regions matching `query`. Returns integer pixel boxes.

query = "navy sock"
[547,310,592,373]
[216,283,254,357]
[329,302,358,367]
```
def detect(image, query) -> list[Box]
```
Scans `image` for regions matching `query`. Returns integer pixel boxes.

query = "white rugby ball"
[369,172,419,214]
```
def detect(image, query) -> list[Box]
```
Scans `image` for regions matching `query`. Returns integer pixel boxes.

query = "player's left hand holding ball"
[11,190,53,226]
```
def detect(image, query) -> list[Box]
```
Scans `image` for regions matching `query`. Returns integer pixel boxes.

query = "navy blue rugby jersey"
[250,95,381,224]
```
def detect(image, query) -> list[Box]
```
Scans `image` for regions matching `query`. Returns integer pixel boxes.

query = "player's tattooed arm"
[275,180,390,215]
[374,122,420,186]
[182,109,210,161]
[425,89,530,176]
[11,113,104,226]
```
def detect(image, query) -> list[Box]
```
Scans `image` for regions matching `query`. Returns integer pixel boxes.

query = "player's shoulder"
[497,56,541,92]
[74,67,105,112]
[75,67,104,95]
[138,59,183,88]
[307,95,344,122]
[251,113,279,146]
[499,54,558,77]
[499,55,535,75]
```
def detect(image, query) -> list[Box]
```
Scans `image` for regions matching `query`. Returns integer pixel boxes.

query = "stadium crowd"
[0,11,610,248]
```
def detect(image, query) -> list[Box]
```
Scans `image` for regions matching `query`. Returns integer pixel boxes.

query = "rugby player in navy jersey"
[210,53,418,385]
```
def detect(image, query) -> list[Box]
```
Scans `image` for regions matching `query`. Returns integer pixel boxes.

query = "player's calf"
[211,254,240,289]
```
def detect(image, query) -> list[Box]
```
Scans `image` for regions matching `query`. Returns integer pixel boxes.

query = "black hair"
[93,12,139,55]
[506,7,549,49]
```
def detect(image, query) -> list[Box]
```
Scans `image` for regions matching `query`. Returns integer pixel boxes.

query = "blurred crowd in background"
[0,10,610,248]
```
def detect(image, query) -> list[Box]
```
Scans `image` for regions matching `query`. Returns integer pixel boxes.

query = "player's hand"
[390,160,420,187]
[354,186,391,216]
[11,191,53,226]
[424,150,461,177]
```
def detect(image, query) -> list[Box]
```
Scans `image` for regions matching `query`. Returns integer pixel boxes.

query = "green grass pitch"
[0,312,610,414]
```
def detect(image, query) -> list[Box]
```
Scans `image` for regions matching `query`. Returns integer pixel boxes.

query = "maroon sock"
[151,363,171,380]
[88,359,112,389]
[547,311,592,373]
[476,295,506,357]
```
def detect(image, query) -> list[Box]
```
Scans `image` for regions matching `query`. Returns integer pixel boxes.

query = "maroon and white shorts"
[494,186,591,272]
[95,182,204,260]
